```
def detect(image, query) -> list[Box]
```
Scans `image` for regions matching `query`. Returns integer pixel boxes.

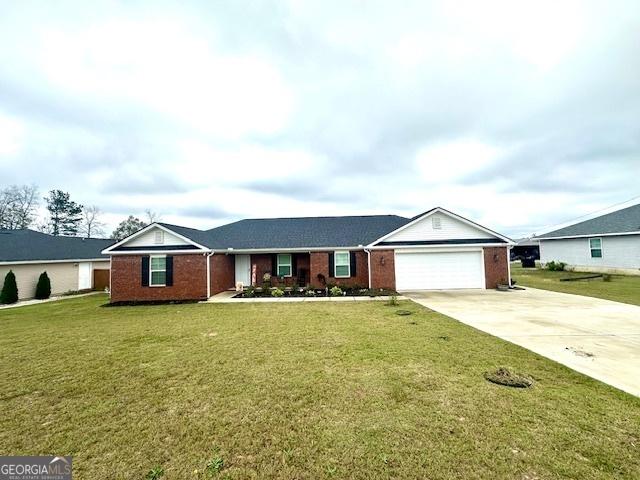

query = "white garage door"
[395,250,484,290]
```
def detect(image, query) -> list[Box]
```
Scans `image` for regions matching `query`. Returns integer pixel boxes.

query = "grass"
[1,295,639,479]
[512,264,640,306]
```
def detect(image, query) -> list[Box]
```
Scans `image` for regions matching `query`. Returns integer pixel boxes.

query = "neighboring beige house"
[0,229,113,300]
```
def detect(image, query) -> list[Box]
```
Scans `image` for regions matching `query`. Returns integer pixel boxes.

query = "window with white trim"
[334,251,350,278]
[150,255,167,286]
[277,254,292,277]
[154,230,164,244]
[589,238,602,258]
[432,216,442,229]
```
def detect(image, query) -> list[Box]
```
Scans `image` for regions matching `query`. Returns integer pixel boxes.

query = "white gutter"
[0,258,109,266]
[365,242,513,250]
[537,231,640,240]
[104,249,210,255]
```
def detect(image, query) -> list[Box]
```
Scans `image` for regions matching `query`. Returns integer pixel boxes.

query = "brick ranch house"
[102,207,514,302]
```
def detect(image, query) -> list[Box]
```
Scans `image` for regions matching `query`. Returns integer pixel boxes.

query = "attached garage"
[395,249,485,290]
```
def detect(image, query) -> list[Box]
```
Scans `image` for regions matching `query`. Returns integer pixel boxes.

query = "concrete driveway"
[404,287,640,397]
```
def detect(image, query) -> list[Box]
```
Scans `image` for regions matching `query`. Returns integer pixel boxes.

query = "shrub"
[0,270,18,304]
[546,260,566,271]
[271,287,284,297]
[243,287,255,297]
[305,289,315,297]
[602,274,612,282]
[35,271,51,300]
[329,286,343,296]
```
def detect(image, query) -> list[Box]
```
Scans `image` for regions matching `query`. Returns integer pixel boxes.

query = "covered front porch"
[234,252,312,288]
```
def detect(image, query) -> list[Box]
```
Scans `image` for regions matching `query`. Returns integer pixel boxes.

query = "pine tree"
[44,190,83,236]
[0,270,19,304]
[35,271,51,300]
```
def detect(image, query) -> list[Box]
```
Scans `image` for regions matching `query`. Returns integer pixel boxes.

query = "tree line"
[0,184,160,240]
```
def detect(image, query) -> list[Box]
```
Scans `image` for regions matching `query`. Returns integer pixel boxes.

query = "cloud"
[0,0,638,237]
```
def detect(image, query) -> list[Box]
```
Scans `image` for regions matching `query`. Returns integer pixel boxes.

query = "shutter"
[292,254,297,276]
[271,254,278,276]
[350,251,357,277]
[165,256,173,286]
[141,256,149,287]
[328,252,334,277]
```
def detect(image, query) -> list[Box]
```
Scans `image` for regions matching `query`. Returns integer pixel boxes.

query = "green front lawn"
[1,295,639,479]
[512,264,640,306]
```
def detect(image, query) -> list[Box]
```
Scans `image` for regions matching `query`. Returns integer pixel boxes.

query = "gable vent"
[154,230,164,244]
[432,217,442,230]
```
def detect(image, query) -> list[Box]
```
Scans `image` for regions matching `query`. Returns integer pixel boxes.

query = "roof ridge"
[236,214,410,221]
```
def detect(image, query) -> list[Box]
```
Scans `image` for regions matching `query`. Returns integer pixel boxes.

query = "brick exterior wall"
[309,251,369,288]
[210,254,235,295]
[110,254,207,302]
[370,249,396,290]
[483,246,509,288]
[251,254,273,285]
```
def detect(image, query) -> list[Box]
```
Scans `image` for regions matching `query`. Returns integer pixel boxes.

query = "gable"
[127,226,190,247]
[377,211,501,244]
[105,224,208,253]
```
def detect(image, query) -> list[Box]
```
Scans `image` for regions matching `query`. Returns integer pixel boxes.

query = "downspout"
[206,251,214,298]
[507,246,512,287]
[365,248,372,289]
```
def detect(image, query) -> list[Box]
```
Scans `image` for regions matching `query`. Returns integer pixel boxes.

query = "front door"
[235,254,251,286]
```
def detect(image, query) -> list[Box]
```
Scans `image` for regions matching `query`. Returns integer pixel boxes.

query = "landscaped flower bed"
[233,285,397,298]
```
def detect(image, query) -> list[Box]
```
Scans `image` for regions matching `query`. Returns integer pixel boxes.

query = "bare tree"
[145,209,161,224]
[0,184,39,229]
[80,205,106,238]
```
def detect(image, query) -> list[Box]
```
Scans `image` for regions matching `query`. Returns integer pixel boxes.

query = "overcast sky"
[0,0,639,237]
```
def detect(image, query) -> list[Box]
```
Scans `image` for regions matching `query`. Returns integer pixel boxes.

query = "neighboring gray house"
[0,229,113,299]
[536,203,640,275]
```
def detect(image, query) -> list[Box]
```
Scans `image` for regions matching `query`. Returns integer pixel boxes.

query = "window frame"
[277,253,292,277]
[149,255,167,286]
[432,216,442,230]
[154,229,164,244]
[334,251,351,278]
[589,237,603,258]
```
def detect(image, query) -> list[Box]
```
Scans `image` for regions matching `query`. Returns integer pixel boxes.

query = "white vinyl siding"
[277,254,292,277]
[334,251,350,278]
[540,235,640,270]
[150,256,166,286]
[384,214,495,243]
[395,250,484,290]
[127,227,188,247]
[0,260,110,300]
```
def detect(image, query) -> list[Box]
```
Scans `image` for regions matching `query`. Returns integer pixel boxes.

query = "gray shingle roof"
[160,215,411,249]
[0,229,114,262]
[537,203,640,238]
